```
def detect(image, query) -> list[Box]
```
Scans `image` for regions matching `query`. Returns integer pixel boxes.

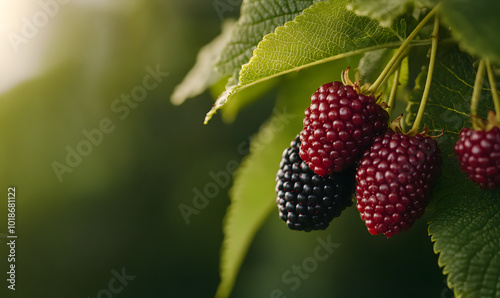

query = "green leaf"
[215,0,321,78]
[347,0,437,27]
[205,0,406,123]
[440,0,500,66]
[216,105,303,298]
[407,45,500,297]
[220,78,278,123]
[170,20,235,105]
[430,189,500,298]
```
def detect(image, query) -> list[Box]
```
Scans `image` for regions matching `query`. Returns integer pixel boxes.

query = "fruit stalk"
[375,48,408,98]
[485,60,500,123]
[387,67,401,117]
[367,3,441,94]
[470,59,486,129]
[409,14,440,135]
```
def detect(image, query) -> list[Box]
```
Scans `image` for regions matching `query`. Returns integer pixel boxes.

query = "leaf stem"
[376,48,408,96]
[470,59,486,129]
[367,3,441,94]
[387,67,401,118]
[485,60,500,123]
[409,14,440,135]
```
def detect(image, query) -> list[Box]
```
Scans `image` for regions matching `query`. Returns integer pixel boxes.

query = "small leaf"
[205,0,406,123]
[407,46,500,297]
[170,20,235,105]
[215,0,321,77]
[358,48,395,85]
[440,0,500,66]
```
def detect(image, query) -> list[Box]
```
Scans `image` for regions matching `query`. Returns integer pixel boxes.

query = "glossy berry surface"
[299,81,389,176]
[276,136,355,231]
[355,131,441,238]
[455,127,500,189]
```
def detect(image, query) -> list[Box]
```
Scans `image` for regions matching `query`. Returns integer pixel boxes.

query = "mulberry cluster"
[274,74,442,239]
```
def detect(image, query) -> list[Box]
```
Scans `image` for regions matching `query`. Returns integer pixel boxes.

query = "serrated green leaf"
[205,0,407,123]
[407,46,500,297]
[215,0,321,77]
[346,0,438,27]
[171,20,235,105]
[239,0,405,86]
[430,190,500,298]
[440,0,500,66]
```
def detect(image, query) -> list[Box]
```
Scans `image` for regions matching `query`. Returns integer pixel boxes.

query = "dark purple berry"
[276,136,355,231]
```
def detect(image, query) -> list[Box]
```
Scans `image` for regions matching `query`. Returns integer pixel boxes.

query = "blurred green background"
[0,1,448,297]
